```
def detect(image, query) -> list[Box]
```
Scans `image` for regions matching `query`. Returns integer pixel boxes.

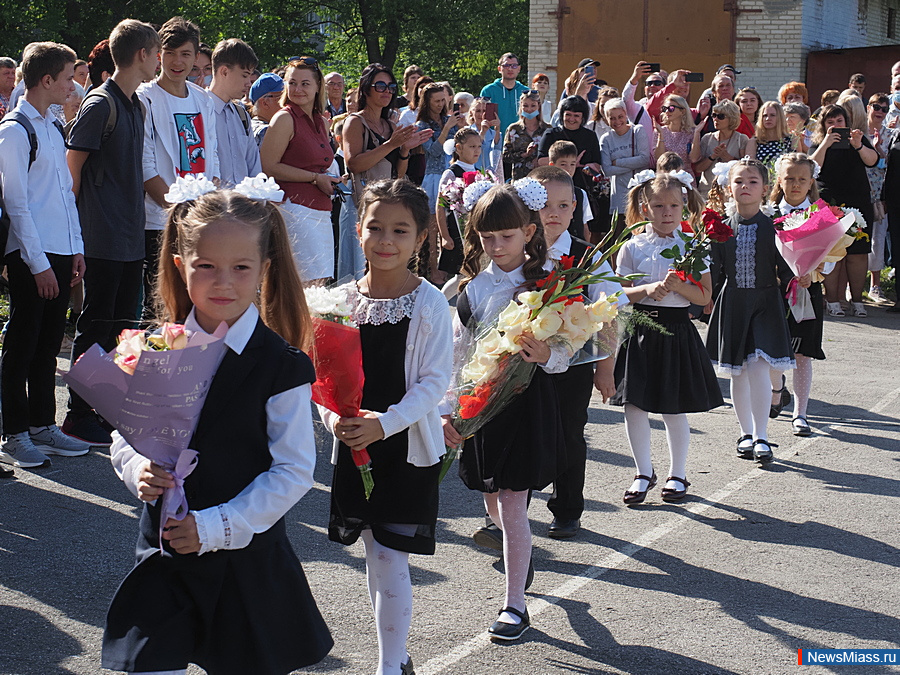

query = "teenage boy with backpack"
[61,19,161,445]
[0,42,89,469]
[208,38,261,185]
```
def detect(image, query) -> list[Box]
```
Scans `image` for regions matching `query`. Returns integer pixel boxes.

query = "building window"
[889,7,897,39]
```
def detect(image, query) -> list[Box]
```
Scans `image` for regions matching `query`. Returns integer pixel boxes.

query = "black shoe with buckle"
[769,375,792,418]
[400,656,415,675]
[488,606,530,641]
[736,434,754,458]
[548,517,580,539]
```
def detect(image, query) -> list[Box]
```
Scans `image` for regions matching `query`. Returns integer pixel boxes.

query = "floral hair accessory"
[513,177,548,210]
[234,173,285,202]
[713,160,738,186]
[164,174,217,204]
[668,170,694,189]
[463,180,495,212]
[627,169,657,189]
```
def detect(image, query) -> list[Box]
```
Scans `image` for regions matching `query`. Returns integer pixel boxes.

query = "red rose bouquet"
[659,209,734,286]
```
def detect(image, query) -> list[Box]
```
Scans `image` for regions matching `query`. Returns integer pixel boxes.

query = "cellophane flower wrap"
[439,236,634,482]
[774,200,860,322]
[63,322,228,554]
[437,168,496,215]
[659,209,734,287]
[305,285,374,500]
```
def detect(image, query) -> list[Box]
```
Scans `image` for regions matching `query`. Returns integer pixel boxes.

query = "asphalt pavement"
[1,302,898,675]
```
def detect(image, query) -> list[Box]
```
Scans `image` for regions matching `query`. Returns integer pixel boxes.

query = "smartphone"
[685,72,704,83]
[645,62,661,73]
[485,102,498,121]
[452,102,461,113]
[584,65,595,78]
[832,127,851,149]
[335,183,352,196]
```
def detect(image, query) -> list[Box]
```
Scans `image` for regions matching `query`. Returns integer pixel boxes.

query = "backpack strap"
[231,101,251,135]
[1,110,39,169]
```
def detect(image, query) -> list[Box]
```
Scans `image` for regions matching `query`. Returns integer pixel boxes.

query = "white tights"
[362,527,414,675]
[732,359,775,441]
[624,404,691,492]
[483,489,530,624]
[771,357,813,419]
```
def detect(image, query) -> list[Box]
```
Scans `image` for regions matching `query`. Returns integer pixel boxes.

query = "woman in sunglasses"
[261,56,339,284]
[690,99,755,199]
[652,94,694,171]
[344,64,432,204]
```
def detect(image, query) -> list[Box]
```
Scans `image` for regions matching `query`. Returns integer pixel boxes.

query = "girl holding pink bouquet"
[319,179,452,675]
[612,171,724,504]
[767,153,824,437]
[706,158,800,463]
[436,127,483,280]
[103,180,333,673]
[442,180,569,642]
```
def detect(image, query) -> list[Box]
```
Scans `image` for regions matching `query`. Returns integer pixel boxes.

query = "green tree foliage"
[0,0,527,94]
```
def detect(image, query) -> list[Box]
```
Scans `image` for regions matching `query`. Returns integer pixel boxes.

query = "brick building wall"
[527,0,560,98]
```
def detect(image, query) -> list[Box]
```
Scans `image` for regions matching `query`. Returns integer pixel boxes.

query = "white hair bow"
[234,173,285,202]
[513,177,548,211]
[164,174,217,204]
[712,160,738,186]
[627,169,657,189]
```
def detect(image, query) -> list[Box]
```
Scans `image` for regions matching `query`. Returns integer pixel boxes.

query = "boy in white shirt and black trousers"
[0,42,92,471]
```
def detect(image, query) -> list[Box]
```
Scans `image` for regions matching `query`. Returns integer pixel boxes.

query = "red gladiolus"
[459,383,492,419]
[560,255,576,270]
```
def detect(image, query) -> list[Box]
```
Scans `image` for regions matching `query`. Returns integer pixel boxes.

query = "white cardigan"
[318,280,453,468]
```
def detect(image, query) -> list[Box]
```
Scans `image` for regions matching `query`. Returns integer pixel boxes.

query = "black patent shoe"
[488,606,530,641]
[736,434,754,458]
[548,517,580,539]
[753,438,777,463]
[473,523,503,552]
[623,471,657,505]
[661,476,690,502]
[770,375,792,418]
[400,656,415,675]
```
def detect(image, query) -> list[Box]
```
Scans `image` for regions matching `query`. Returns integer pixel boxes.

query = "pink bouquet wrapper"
[775,207,856,322]
[63,324,228,553]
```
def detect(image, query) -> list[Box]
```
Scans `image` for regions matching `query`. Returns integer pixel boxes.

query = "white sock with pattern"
[362,528,412,675]
[793,356,812,419]
[493,489,531,624]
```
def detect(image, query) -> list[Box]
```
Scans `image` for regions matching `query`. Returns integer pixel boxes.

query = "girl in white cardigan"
[318,179,452,675]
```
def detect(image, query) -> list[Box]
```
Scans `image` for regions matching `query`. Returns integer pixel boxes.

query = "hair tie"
[713,160,738,186]
[462,180,494,212]
[234,173,285,202]
[627,169,657,189]
[512,177,547,211]
[164,174,217,204]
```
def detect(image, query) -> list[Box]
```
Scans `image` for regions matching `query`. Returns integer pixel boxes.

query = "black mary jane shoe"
[400,656,415,675]
[792,416,812,437]
[736,434,754,459]
[488,606,530,641]
[769,375,792,418]
[623,471,657,505]
[753,438,777,463]
[660,476,691,502]
[548,517,580,539]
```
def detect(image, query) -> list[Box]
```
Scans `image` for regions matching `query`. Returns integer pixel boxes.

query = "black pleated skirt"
[610,304,724,414]
[787,281,826,360]
[459,367,566,493]
[102,519,333,674]
[438,212,464,275]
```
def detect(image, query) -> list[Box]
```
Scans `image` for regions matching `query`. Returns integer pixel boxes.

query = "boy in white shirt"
[137,16,218,317]
[0,42,92,469]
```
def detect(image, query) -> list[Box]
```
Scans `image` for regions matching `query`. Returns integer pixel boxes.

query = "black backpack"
[0,110,65,256]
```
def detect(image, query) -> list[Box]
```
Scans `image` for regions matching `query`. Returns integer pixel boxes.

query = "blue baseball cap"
[250,73,285,104]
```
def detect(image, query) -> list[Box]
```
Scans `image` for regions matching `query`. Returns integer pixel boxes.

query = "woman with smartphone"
[467,97,503,172]
[809,104,879,317]
[503,90,550,180]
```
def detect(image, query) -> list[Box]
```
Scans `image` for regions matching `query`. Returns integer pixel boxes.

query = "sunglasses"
[871,104,890,113]
[661,105,682,113]
[371,81,398,94]
[288,56,319,68]
[646,80,664,87]
[712,113,728,120]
